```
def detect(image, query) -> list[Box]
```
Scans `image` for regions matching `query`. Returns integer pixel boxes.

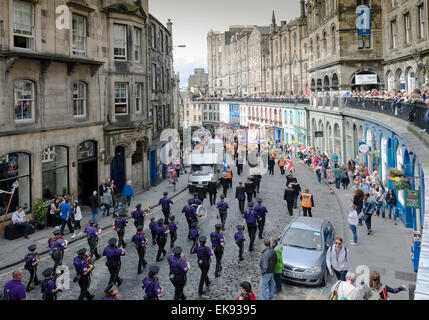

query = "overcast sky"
[149,0,301,88]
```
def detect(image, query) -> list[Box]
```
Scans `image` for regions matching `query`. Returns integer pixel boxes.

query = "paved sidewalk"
[0,173,190,271]
[301,161,415,300]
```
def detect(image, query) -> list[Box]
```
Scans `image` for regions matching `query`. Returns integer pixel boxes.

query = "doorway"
[110,146,126,192]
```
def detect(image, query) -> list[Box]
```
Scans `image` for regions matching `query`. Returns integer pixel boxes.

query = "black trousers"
[222,186,228,197]
[268,167,274,175]
[136,246,147,273]
[186,217,197,233]
[151,230,156,244]
[303,207,312,217]
[190,237,198,253]
[280,167,285,175]
[209,192,217,206]
[198,260,210,293]
[117,228,126,248]
[255,181,261,193]
[78,275,93,300]
[246,192,253,203]
[257,216,266,238]
[51,250,64,275]
[236,242,244,260]
[106,262,121,288]
[134,220,144,230]
[60,219,74,235]
[237,165,243,175]
[162,208,170,225]
[227,178,232,188]
[286,201,294,216]
[170,274,187,300]
[219,211,227,229]
[170,231,177,248]
[156,237,167,261]
[26,266,39,289]
[214,247,224,276]
[238,199,245,214]
[293,194,299,208]
[87,237,100,259]
[247,223,257,250]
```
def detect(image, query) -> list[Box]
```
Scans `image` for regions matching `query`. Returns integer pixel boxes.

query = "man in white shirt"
[331,271,362,300]
[12,206,30,238]
[326,236,351,281]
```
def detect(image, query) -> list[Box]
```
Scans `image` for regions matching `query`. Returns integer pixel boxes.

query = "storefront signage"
[315,131,323,137]
[356,6,371,35]
[358,142,370,154]
[405,190,421,209]
[356,74,377,85]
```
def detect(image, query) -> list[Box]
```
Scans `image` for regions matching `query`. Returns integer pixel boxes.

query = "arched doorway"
[334,123,341,161]
[42,146,69,200]
[77,141,98,205]
[351,71,380,91]
[110,146,126,192]
[132,141,145,192]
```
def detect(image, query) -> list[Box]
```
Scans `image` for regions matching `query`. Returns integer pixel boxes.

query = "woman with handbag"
[368,270,407,300]
[386,189,398,225]
[361,193,375,235]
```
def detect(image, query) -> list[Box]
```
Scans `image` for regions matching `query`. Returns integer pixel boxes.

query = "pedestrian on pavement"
[41,268,61,300]
[353,189,365,225]
[73,248,95,300]
[278,158,286,175]
[48,229,67,274]
[113,212,128,248]
[268,157,275,175]
[271,238,283,294]
[226,166,233,188]
[291,180,301,209]
[330,271,362,300]
[59,197,74,236]
[168,215,178,248]
[219,173,229,197]
[334,164,342,189]
[216,194,229,230]
[101,189,113,216]
[210,224,225,277]
[88,191,99,221]
[300,188,314,217]
[255,198,268,239]
[347,204,359,245]
[259,239,277,300]
[155,218,169,262]
[168,246,190,300]
[235,225,245,261]
[361,193,375,235]
[103,284,121,300]
[207,177,218,206]
[159,191,174,225]
[122,180,135,207]
[375,187,387,218]
[245,177,255,203]
[284,184,296,216]
[236,181,246,214]
[189,221,200,253]
[142,265,163,300]
[359,178,371,194]
[102,238,126,290]
[386,189,398,224]
[149,217,157,245]
[99,179,107,198]
[11,206,32,239]
[84,219,101,260]
[131,203,147,229]
[237,281,256,300]
[191,235,213,296]
[315,164,322,184]
[367,270,407,300]
[243,202,258,251]
[341,168,350,189]
[326,237,350,282]
[131,225,148,274]
[24,244,40,292]
[183,199,199,232]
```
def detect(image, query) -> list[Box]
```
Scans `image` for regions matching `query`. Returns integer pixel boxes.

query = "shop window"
[42,146,69,200]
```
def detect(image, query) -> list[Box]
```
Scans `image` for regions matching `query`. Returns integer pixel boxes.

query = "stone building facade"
[188,68,208,95]
[181,91,202,128]
[381,0,429,92]
[0,0,174,215]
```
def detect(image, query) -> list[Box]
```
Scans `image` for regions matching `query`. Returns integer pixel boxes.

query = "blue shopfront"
[364,122,424,231]
[149,140,168,186]
[273,127,283,143]
[229,104,240,124]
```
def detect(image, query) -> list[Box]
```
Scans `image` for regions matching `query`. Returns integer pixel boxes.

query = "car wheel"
[320,268,328,287]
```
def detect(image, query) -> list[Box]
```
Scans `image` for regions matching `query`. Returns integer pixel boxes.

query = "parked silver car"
[278,217,335,286]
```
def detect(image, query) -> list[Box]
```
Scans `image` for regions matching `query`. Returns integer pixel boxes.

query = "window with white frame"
[135,83,143,113]
[152,63,157,91]
[133,27,142,63]
[13,0,34,50]
[72,14,87,56]
[391,19,398,48]
[113,24,127,60]
[404,13,411,45]
[114,83,128,114]
[72,82,86,116]
[418,5,425,39]
[14,80,34,121]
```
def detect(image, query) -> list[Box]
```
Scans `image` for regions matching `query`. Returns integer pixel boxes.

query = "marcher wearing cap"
[24,244,40,291]
[159,192,174,225]
[189,221,200,253]
[254,198,268,239]
[132,203,147,230]
[155,219,169,262]
[216,194,229,231]
[243,201,258,251]
[168,215,178,248]
[41,267,61,301]
[191,234,213,296]
[85,220,101,260]
[142,266,163,300]
[102,237,126,290]
[219,172,229,197]
[113,212,128,248]
[73,247,95,300]
[167,247,190,300]
[237,281,256,300]
[236,180,246,214]
[211,224,225,277]
[131,224,148,274]
[182,199,198,233]
[234,225,246,261]
[48,229,67,274]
